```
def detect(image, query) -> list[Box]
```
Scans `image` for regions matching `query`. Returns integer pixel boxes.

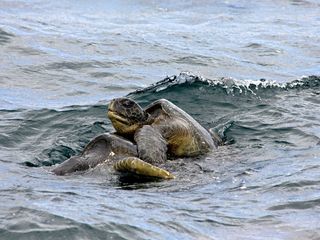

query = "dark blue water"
[1,1,320,239]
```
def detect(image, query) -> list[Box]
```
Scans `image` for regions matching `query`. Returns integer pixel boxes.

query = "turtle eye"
[122,99,134,108]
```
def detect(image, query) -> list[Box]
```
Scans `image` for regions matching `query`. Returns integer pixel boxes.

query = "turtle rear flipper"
[114,157,175,179]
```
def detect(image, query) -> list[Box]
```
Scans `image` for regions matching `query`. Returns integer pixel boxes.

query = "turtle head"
[107,98,149,135]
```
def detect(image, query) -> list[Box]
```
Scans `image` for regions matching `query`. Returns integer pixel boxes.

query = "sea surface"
[1,1,320,239]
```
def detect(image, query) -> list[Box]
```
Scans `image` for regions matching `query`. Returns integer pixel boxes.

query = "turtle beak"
[107,99,130,125]
[108,99,115,112]
[107,99,116,119]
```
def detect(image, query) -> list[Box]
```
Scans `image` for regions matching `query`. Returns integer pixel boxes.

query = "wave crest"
[131,72,320,97]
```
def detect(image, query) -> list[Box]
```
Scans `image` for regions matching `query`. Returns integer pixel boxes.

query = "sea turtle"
[52,98,221,179]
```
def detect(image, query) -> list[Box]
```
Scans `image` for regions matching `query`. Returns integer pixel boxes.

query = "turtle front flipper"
[134,125,167,164]
[114,157,175,179]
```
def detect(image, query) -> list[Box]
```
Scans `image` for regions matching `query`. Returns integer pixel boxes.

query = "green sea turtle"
[52,98,221,179]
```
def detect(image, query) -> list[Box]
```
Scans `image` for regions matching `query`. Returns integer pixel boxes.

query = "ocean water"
[1,1,320,239]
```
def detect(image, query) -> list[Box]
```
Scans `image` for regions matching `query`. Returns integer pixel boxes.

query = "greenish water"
[1,1,320,239]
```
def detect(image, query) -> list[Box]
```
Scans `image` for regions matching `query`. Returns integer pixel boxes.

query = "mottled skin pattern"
[53,98,217,179]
